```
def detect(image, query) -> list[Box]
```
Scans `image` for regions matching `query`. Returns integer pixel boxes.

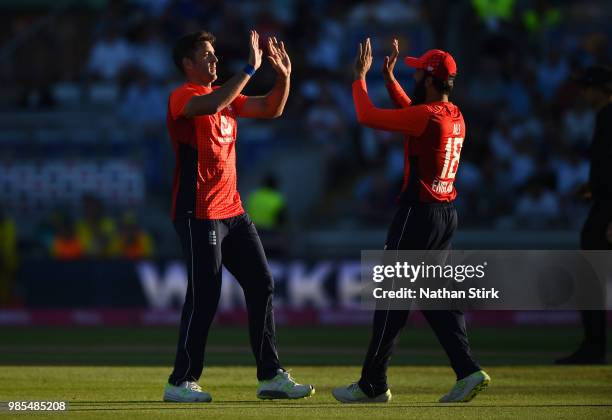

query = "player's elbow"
[270,108,283,119]
[353,103,366,125]
[265,100,284,118]
[259,106,283,119]
[208,102,225,115]
[182,109,195,118]
[355,111,367,125]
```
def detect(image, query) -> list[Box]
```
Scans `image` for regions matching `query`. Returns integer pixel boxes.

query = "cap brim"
[404,56,422,68]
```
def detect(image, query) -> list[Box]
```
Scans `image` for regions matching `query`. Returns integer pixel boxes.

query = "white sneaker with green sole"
[257,369,315,399]
[163,381,212,402]
[332,382,392,403]
[439,370,490,403]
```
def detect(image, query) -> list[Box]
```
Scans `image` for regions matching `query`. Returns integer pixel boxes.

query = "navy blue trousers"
[168,213,281,385]
[359,203,481,397]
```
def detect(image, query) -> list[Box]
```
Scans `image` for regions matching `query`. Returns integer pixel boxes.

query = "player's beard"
[412,78,426,105]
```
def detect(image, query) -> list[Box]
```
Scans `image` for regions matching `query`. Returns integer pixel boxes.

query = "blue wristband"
[243,64,256,77]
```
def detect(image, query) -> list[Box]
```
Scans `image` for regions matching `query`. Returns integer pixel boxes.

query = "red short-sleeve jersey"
[167,83,248,220]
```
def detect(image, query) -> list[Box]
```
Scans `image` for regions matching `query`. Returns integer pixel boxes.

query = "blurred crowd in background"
[0,0,610,263]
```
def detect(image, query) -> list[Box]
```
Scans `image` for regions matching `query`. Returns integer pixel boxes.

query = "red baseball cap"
[404,49,457,81]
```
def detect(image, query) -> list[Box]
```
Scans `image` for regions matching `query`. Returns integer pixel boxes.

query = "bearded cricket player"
[332,38,490,403]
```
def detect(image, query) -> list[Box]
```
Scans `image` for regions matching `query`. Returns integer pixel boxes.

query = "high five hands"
[247,30,291,78]
[248,30,263,71]
[382,38,399,83]
[267,36,291,78]
[354,38,372,80]
[355,38,400,82]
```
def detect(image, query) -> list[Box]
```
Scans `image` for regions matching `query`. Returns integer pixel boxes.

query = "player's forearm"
[353,79,384,128]
[183,71,251,117]
[263,74,290,118]
[385,80,411,108]
[352,80,426,134]
[353,79,368,122]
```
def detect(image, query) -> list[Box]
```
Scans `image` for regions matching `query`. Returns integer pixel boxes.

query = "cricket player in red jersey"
[162,30,313,402]
[332,38,490,403]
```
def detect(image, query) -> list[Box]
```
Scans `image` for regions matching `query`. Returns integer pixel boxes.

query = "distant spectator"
[554,150,589,196]
[467,58,505,108]
[455,160,484,194]
[111,213,154,259]
[537,50,569,102]
[75,195,117,258]
[471,0,516,32]
[453,159,485,222]
[50,216,85,260]
[306,86,348,176]
[489,120,515,162]
[515,180,561,227]
[119,71,167,128]
[306,88,345,143]
[0,207,17,305]
[348,0,420,25]
[507,139,537,188]
[246,175,288,256]
[304,12,344,72]
[563,99,595,146]
[514,115,545,141]
[246,175,287,231]
[120,70,170,193]
[384,142,405,182]
[35,211,63,255]
[128,23,172,81]
[87,26,132,80]
[355,172,395,224]
[132,0,171,17]
[521,1,562,36]
[505,73,533,118]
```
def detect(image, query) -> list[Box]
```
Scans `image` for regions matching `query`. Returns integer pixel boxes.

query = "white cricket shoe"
[257,369,315,399]
[332,382,392,403]
[163,381,212,402]
[439,370,490,403]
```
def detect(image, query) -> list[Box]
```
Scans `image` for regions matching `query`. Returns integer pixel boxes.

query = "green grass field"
[1,326,611,419]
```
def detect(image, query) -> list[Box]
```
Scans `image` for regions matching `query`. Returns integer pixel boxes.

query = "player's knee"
[242,272,274,297]
[257,272,275,297]
[262,275,274,296]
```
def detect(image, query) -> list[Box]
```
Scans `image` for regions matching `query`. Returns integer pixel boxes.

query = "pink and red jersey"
[167,83,247,220]
[352,79,465,203]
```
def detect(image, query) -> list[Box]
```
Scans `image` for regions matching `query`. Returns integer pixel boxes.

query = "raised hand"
[354,38,373,80]
[267,36,291,78]
[382,38,399,82]
[248,30,263,71]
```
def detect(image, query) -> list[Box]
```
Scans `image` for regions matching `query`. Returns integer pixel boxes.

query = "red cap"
[404,49,457,81]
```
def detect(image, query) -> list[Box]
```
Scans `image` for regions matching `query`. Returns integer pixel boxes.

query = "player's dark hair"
[172,31,216,74]
[430,75,455,96]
